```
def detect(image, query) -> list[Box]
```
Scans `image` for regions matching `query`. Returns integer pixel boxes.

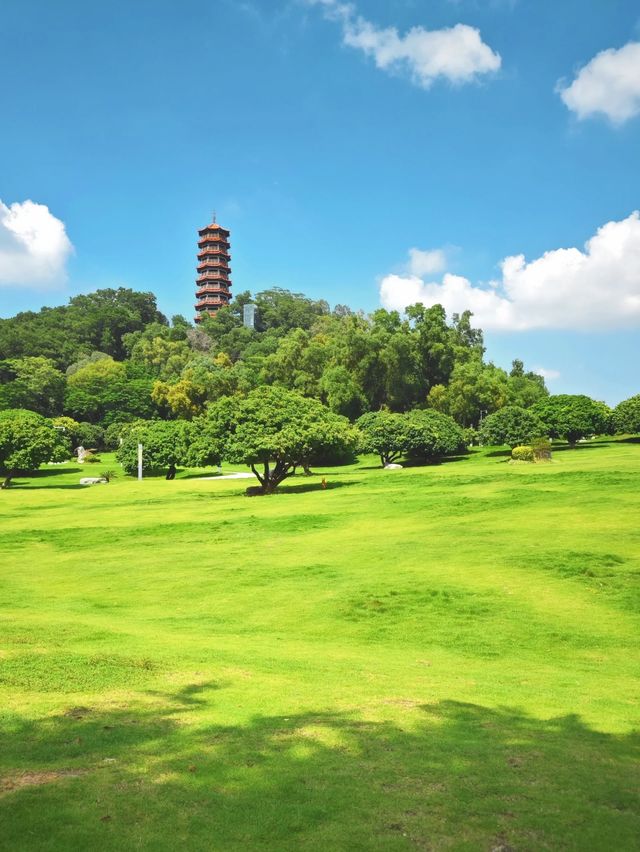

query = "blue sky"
[1,0,639,403]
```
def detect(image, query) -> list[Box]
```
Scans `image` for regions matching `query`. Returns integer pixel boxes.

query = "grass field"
[1,441,639,850]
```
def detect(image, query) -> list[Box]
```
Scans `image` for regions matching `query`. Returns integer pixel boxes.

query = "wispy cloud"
[380,212,640,332]
[306,0,501,88]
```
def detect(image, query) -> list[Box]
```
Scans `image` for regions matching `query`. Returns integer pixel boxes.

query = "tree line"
[1,286,639,491]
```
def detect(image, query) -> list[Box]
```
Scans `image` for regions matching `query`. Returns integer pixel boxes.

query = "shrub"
[462,427,479,447]
[511,445,534,462]
[531,437,552,461]
[83,451,101,464]
[100,469,117,482]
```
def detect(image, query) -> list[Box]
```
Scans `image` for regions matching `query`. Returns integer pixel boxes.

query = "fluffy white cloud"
[558,41,640,124]
[0,200,73,288]
[307,0,501,87]
[379,212,640,331]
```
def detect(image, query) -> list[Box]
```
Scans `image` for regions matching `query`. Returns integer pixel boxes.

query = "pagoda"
[194,218,232,323]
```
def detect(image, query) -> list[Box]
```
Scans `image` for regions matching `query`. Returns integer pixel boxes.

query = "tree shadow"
[268,479,360,495]
[619,436,640,444]
[1,690,638,850]
[552,441,613,452]
[481,449,512,458]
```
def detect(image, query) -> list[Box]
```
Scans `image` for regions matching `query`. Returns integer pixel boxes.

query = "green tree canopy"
[614,394,640,434]
[65,357,155,424]
[479,405,544,448]
[533,395,612,445]
[0,410,69,487]
[117,420,192,479]
[403,409,466,459]
[356,410,408,467]
[0,357,66,416]
[191,387,358,493]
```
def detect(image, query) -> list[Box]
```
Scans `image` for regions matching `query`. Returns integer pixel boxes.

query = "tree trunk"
[165,464,176,480]
[1,471,14,489]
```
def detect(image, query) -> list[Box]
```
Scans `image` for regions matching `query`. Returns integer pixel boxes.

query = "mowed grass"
[0,442,639,851]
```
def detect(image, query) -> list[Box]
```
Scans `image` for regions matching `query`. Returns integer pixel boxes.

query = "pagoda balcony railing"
[198,247,230,256]
[198,239,229,248]
[197,272,230,281]
[197,262,230,271]
[193,299,228,311]
[197,284,230,293]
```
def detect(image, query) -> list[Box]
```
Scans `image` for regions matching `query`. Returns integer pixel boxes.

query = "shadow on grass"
[273,479,360,495]
[358,454,471,471]
[1,688,638,850]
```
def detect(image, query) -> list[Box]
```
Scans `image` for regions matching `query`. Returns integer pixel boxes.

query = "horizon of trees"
[1,287,638,486]
[0,286,553,425]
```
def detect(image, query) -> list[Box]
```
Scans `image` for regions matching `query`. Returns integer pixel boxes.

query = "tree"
[356,410,408,467]
[117,420,191,479]
[0,357,65,416]
[427,360,507,427]
[403,409,466,459]
[0,288,166,368]
[65,357,155,424]
[320,366,367,420]
[533,395,612,446]
[52,417,104,450]
[479,406,544,448]
[614,394,640,434]
[192,387,358,493]
[0,410,69,487]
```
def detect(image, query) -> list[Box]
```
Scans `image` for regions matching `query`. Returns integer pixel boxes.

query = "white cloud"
[307,0,501,87]
[379,212,640,331]
[0,200,73,288]
[407,247,448,276]
[534,367,560,381]
[558,41,640,124]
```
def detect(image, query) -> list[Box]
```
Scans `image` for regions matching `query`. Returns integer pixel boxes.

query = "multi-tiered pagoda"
[194,219,232,323]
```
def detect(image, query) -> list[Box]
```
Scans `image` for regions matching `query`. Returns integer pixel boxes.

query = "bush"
[76,422,104,450]
[531,437,552,461]
[103,421,133,451]
[83,451,101,464]
[511,445,534,462]
[462,427,479,447]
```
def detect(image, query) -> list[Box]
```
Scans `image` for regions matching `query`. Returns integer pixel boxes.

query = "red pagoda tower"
[194,219,232,323]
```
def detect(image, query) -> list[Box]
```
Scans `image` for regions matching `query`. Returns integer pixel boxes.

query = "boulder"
[384,463,403,470]
[80,477,107,486]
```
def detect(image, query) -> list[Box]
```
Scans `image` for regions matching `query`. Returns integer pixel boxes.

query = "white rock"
[384,463,403,470]
[80,477,107,485]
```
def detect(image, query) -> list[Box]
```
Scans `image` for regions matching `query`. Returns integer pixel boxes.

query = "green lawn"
[1,442,639,850]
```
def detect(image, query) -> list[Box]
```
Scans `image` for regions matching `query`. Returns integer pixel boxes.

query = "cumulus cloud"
[0,200,73,288]
[307,0,501,87]
[379,212,640,331]
[558,41,640,124]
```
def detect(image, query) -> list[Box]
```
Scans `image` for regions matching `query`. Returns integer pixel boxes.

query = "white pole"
[138,443,143,481]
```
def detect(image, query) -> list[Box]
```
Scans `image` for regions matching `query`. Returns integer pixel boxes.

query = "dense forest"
[2,286,640,488]
[0,286,549,427]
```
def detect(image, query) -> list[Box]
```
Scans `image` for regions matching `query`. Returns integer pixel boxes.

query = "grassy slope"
[0,443,639,850]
